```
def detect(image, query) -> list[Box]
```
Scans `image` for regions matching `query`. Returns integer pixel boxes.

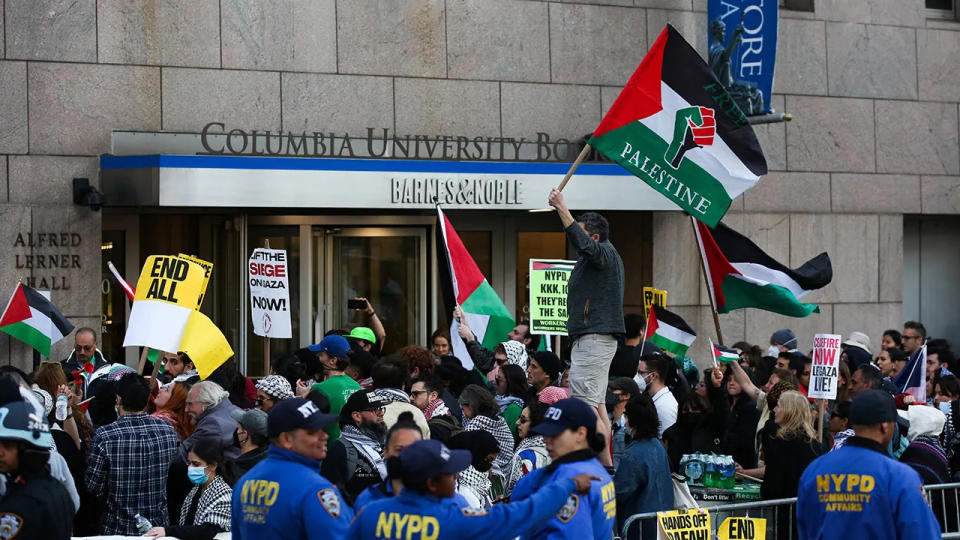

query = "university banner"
[528,259,575,335]
[707,0,779,115]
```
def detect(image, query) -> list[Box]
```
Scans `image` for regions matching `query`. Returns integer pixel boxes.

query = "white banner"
[249,248,292,338]
[809,333,841,400]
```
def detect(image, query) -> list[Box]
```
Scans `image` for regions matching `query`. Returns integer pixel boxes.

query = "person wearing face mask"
[145,438,232,539]
[797,390,940,540]
[222,408,269,486]
[605,378,640,469]
[322,391,389,504]
[448,430,501,508]
[352,414,430,513]
[636,354,678,438]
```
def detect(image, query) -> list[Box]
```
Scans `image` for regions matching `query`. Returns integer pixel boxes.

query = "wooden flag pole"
[136,347,149,375]
[557,144,592,192]
[263,239,271,377]
[690,215,724,346]
[816,399,826,443]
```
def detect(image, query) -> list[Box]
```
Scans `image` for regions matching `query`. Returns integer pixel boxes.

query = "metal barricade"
[618,483,960,539]
[619,498,798,540]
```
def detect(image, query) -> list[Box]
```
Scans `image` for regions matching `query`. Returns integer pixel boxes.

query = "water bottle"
[55,394,68,422]
[704,455,718,488]
[135,513,152,534]
[683,453,704,485]
[720,455,736,489]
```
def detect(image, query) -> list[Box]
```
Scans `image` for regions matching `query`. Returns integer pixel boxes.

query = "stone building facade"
[1,0,958,369]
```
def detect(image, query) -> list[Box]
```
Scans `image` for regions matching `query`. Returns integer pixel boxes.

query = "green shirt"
[312,374,361,443]
[503,402,522,439]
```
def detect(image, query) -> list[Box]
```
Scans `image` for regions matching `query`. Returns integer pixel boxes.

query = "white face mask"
[634,372,648,393]
[766,345,781,358]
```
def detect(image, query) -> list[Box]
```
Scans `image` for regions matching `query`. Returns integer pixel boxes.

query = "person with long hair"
[347,439,600,539]
[662,367,729,471]
[459,384,514,496]
[723,367,761,469]
[508,401,551,495]
[152,382,194,442]
[616,393,673,540]
[511,398,616,539]
[495,364,529,439]
[430,329,452,359]
[882,329,903,351]
[146,438,232,539]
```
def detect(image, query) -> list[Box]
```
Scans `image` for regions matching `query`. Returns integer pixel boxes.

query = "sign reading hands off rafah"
[707,0,779,115]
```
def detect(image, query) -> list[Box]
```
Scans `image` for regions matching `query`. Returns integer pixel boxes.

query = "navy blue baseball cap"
[399,439,471,479]
[532,397,597,437]
[267,397,338,438]
[308,334,350,357]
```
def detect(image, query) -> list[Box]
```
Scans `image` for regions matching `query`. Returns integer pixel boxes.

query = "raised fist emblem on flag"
[665,106,716,169]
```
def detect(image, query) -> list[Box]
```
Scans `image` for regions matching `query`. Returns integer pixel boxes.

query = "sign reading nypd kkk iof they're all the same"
[529,259,575,335]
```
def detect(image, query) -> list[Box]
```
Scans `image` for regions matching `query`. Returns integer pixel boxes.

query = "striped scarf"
[465,415,515,484]
[424,398,450,421]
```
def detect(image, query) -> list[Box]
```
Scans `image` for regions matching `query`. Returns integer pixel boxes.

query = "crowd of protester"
[2,308,955,539]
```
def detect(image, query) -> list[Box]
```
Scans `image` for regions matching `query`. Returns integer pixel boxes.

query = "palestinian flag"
[436,205,515,370]
[0,284,74,358]
[589,25,766,227]
[693,217,832,317]
[711,340,740,364]
[646,304,696,356]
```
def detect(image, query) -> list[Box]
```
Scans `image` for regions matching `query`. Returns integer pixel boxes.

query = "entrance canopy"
[100,154,678,211]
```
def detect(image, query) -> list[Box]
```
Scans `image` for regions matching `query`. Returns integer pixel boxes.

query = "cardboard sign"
[809,333,842,400]
[249,248,292,338]
[643,286,668,314]
[718,517,766,540]
[178,253,213,307]
[657,508,711,540]
[528,259,575,335]
[134,255,206,309]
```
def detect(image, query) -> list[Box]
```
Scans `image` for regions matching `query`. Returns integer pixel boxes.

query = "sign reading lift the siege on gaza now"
[809,333,842,400]
[248,248,291,339]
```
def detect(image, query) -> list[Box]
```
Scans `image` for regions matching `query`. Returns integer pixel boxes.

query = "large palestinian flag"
[646,304,696,356]
[589,25,767,227]
[0,283,73,358]
[436,206,515,370]
[693,217,832,317]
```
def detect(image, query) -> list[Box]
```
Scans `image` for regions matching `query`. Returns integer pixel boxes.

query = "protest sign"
[657,508,711,540]
[528,259,575,335]
[178,253,213,307]
[809,333,842,400]
[249,248,292,338]
[643,286,668,314]
[180,310,234,380]
[718,517,766,540]
[123,255,207,352]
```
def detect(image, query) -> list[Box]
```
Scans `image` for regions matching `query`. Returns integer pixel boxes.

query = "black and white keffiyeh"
[465,415,514,484]
[179,475,232,530]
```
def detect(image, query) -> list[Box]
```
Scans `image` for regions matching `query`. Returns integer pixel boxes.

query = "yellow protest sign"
[717,517,766,540]
[657,509,710,540]
[643,287,668,313]
[134,255,206,310]
[178,253,213,308]
[179,310,234,380]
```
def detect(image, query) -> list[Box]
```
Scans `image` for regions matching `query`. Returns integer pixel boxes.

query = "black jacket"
[759,419,825,500]
[724,395,761,468]
[564,222,625,337]
[222,445,268,487]
[663,383,729,472]
[0,472,73,540]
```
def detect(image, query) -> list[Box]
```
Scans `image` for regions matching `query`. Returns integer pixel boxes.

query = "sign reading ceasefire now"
[135,255,205,309]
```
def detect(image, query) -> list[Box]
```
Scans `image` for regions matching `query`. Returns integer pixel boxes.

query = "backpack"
[427,414,463,444]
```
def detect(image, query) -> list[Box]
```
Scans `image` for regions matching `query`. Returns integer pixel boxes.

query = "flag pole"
[557,143,592,192]
[690,215,724,346]
[638,304,652,358]
[263,239,271,377]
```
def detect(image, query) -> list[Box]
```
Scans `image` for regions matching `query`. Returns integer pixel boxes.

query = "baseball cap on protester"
[848,390,899,425]
[267,397,338,438]
[397,439,471,480]
[308,334,350,357]
[348,326,377,344]
[771,329,798,349]
[231,407,269,439]
[532,397,598,437]
[531,351,562,381]
[340,390,388,420]
[843,331,872,355]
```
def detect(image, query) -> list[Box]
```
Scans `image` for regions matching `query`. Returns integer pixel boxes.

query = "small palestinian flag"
[711,340,740,364]
[0,283,74,358]
[646,304,696,356]
[589,25,766,227]
[693,217,832,317]
[437,205,515,370]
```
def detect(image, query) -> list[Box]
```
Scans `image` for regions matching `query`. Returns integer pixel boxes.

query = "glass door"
[321,227,427,355]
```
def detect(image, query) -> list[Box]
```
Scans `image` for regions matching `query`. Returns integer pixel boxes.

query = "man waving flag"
[589,25,767,227]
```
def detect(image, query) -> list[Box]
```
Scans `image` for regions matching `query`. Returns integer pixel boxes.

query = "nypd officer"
[0,400,73,539]
[511,398,616,540]
[797,390,940,540]
[347,438,600,539]
[231,397,353,539]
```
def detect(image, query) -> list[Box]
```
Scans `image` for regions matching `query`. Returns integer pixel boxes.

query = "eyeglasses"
[410,390,428,397]
[74,344,95,352]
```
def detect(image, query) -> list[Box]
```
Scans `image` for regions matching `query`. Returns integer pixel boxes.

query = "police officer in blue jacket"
[347,438,600,539]
[797,390,940,540]
[511,398,616,540]
[231,397,354,539]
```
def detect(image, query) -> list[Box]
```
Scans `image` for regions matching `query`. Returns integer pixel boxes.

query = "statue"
[708,17,764,116]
